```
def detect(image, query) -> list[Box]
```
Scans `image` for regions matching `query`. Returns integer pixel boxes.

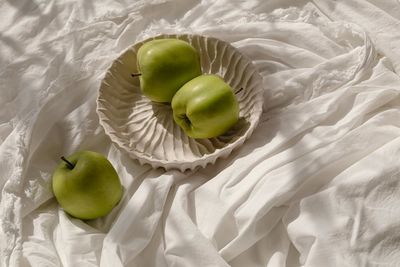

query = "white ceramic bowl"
[97,34,264,172]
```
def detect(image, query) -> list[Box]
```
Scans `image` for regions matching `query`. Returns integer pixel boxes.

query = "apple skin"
[171,74,239,139]
[52,151,123,220]
[137,38,202,103]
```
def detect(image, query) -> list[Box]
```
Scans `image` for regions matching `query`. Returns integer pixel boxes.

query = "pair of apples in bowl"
[97,34,264,171]
[133,38,240,139]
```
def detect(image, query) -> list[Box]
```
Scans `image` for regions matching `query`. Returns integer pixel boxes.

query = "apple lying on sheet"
[171,74,240,139]
[52,150,123,220]
[133,38,202,103]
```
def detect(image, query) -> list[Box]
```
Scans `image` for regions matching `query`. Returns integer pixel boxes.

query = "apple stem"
[131,73,142,77]
[61,156,75,169]
[235,88,243,95]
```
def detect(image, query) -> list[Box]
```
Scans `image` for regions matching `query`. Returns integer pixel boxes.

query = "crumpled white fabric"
[2,0,400,266]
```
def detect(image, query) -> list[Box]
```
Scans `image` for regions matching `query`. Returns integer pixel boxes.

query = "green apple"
[134,38,202,103]
[52,150,123,220]
[171,74,240,139]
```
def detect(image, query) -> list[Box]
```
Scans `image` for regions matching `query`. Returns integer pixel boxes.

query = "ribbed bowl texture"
[97,34,264,171]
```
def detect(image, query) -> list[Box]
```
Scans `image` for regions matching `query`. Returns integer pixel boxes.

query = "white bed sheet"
[1,0,400,266]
